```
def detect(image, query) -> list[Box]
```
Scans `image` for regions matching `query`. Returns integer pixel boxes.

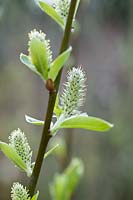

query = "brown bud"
[46,79,55,93]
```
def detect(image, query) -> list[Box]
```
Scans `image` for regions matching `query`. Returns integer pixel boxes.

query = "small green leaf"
[44,144,60,159]
[50,158,84,200]
[49,137,67,159]
[54,94,62,117]
[39,1,64,29]
[29,38,49,80]
[31,191,39,200]
[50,174,68,200]
[61,115,113,132]
[20,54,40,75]
[74,0,81,19]
[0,141,27,172]
[65,158,84,194]
[25,115,44,126]
[49,47,72,81]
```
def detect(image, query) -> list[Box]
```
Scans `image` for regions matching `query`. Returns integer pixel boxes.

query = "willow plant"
[0,0,113,199]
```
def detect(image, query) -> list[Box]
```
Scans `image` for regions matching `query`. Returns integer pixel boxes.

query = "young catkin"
[9,128,32,173]
[60,67,86,117]
[11,182,29,200]
[28,29,52,66]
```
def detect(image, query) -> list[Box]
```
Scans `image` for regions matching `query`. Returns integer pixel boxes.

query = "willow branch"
[28,0,78,196]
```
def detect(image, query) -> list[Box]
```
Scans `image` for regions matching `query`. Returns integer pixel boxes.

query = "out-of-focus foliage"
[50,158,84,200]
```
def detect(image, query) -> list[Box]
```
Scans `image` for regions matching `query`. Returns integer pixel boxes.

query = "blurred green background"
[0,0,133,199]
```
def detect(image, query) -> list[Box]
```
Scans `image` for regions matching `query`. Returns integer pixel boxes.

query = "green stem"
[28,0,78,196]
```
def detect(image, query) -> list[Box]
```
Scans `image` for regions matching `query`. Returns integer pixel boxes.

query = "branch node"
[46,79,55,93]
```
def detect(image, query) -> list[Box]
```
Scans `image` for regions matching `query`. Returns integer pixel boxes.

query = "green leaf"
[50,175,68,200]
[50,158,84,200]
[0,141,27,173]
[52,114,113,133]
[25,115,44,126]
[54,94,62,117]
[61,115,113,132]
[39,1,64,29]
[65,158,84,194]
[29,38,49,80]
[44,144,60,159]
[20,54,40,75]
[31,191,39,200]
[49,47,72,81]
[74,0,81,19]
